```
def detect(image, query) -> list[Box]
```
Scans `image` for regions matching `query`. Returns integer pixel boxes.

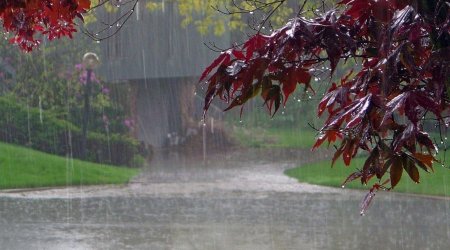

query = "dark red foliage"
[201,0,449,209]
[0,0,90,51]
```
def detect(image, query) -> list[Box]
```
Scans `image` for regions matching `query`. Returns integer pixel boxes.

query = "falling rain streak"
[0,1,448,250]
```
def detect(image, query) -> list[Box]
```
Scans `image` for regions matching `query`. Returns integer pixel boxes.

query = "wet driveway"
[0,148,449,249]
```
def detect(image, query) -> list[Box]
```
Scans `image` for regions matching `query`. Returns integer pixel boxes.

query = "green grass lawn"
[285,151,450,196]
[0,142,139,189]
[232,126,318,149]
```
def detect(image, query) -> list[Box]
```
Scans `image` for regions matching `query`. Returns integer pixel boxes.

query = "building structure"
[99,1,231,147]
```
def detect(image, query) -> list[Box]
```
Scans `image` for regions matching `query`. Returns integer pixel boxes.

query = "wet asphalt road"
[0,148,449,250]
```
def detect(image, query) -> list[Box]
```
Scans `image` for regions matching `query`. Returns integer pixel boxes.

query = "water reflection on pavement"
[0,148,449,250]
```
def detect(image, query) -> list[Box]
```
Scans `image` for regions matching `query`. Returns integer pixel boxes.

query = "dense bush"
[0,97,146,167]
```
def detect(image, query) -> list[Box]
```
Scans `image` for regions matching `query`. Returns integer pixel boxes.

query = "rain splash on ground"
[0,148,449,249]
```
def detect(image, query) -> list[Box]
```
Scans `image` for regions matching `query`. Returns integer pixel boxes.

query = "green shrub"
[0,97,146,167]
[131,155,146,168]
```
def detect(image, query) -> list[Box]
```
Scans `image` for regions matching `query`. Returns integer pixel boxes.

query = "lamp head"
[82,52,100,70]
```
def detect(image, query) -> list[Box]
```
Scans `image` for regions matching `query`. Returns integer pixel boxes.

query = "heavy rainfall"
[0,1,448,249]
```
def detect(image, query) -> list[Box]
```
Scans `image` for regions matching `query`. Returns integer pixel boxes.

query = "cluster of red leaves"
[201,0,449,212]
[0,0,90,51]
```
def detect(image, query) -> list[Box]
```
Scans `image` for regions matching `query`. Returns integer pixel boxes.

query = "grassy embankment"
[285,150,449,196]
[231,119,449,196]
[0,142,139,189]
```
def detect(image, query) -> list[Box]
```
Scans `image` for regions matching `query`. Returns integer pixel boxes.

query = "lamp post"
[80,52,100,160]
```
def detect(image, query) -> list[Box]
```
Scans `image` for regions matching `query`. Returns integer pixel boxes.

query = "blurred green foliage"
[0,96,145,167]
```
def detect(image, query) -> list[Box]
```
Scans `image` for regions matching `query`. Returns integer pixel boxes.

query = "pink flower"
[79,70,87,85]
[75,63,100,85]
[75,63,84,70]
[123,118,135,130]
[101,86,110,94]
[91,72,100,84]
